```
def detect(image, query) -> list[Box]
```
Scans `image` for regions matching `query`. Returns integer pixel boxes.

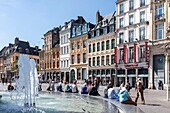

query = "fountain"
[15,54,39,107]
[0,54,123,113]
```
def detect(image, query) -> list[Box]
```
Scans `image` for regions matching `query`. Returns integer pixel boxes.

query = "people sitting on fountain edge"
[71,80,79,93]
[119,86,137,106]
[88,83,100,96]
[104,81,113,98]
[56,80,64,92]
[65,81,72,92]
[8,81,14,91]
[81,83,88,94]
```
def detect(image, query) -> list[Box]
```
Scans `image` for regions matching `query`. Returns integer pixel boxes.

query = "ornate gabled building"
[116,0,151,87]
[0,37,41,82]
[70,16,95,83]
[88,11,116,85]
[149,0,170,89]
[41,27,60,82]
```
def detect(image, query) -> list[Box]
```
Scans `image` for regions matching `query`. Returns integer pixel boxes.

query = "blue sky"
[0,0,116,50]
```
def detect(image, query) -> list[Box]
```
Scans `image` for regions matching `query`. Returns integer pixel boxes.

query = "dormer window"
[18,47,22,52]
[25,48,29,53]
[83,24,88,33]
[96,29,100,37]
[72,27,76,37]
[77,26,82,35]
[103,27,107,35]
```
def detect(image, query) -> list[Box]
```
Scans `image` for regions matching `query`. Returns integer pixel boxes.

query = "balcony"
[155,14,164,20]
[129,59,134,63]
[119,59,124,64]
[129,7,134,11]
[140,2,145,7]
[119,10,124,14]
[140,57,145,62]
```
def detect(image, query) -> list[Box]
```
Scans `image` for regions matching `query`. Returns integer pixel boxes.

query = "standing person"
[135,78,145,105]
[94,78,99,91]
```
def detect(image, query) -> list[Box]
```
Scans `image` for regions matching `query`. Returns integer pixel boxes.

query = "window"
[120,49,123,60]
[89,44,91,53]
[72,55,74,64]
[93,43,95,52]
[119,4,124,14]
[119,18,124,28]
[140,11,145,22]
[129,0,134,10]
[140,46,145,58]
[156,24,164,40]
[129,15,134,25]
[67,46,69,54]
[61,61,63,67]
[61,47,63,54]
[78,26,82,35]
[111,55,114,64]
[106,55,110,65]
[129,47,134,59]
[119,33,124,44]
[83,40,86,48]
[102,41,105,51]
[64,60,66,67]
[139,27,145,40]
[83,53,86,63]
[140,0,145,7]
[63,36,65,44]
[155,4,164,20]
[93,57,95,66]
[129,30,134,42]
[97,42,100,51]
[83,24,88,33]
[96,29,100,37]
[103,27,107,35]
[67,60,69,67]
[91,31,95,38]
[110,25,114,33]
[72,43,74,50]
[97,57,100,66]
[77,54,80,64]
[101,56,104,65]
[61,36,63,44]
[111,39,115,49]
[64,46,66,54]
[77,42,80,49]
[89,58,91,66]
[106,40,110,50]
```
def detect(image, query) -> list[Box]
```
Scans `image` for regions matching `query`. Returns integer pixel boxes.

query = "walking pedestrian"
[135,78,145,105]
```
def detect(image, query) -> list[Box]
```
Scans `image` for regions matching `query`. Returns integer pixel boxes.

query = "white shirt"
[72,84,77,93]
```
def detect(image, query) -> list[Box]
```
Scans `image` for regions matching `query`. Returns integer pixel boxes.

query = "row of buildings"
[0,0,170,89]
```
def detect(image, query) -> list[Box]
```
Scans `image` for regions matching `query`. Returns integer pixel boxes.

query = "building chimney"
[77,16,85,24]
[96,10,102,24]
[15,37,19,45]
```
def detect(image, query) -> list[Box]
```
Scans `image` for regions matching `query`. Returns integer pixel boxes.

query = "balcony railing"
[129,59,134,63]
[140,2,145,7]
[129,6,134,11]
[140,57,145,62]
[119,59,124,64]
[155,14,164,20]
[119,10,124,14]
[140,19,145,22]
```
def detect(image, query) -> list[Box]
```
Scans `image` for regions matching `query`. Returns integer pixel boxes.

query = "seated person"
[104,82,113,98]
[72,81,79,93]
[119,87,137,106]
[8,82,14,91]
[88,83,100,96]
[115,88,121,101]
[81,83,88,94]
[56,81,63,92]
[108,88,116,99]
[65,82,72,92]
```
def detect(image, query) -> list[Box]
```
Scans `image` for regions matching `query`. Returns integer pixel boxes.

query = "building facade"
[70,16,95,83]
[0,37,40,82]
[42,27,60,82]
[88,11,116,85]
[116,0,151,87]
[149,0,170,89]
[59,20,74,82]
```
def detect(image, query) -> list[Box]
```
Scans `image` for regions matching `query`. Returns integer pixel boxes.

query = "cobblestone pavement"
[1,83,170,113]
